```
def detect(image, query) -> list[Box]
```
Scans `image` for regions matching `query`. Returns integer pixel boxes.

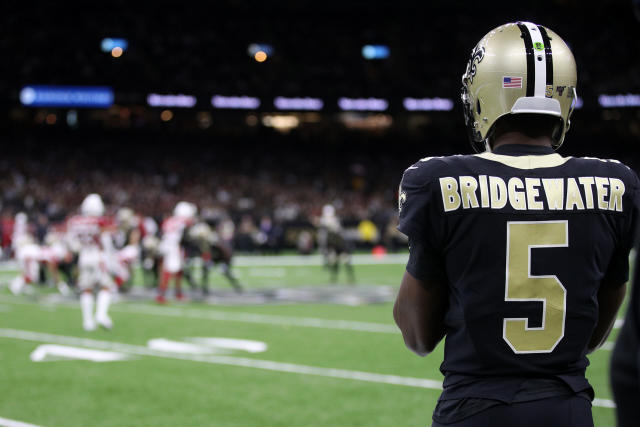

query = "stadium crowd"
[0,157,402,258]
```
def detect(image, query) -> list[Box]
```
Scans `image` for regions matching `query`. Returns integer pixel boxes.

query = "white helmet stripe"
[521,21,547,97]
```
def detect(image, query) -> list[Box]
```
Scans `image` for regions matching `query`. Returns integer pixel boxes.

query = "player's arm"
[588,280,627,353]
[393,236,448,356]
[393,270,448,356]
[590,179,640,352]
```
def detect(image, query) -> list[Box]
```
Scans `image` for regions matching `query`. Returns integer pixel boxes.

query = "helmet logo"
[463,46,485,84]
[533,42,545,51]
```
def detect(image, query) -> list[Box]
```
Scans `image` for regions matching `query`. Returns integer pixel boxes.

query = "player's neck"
[491,132,553,151]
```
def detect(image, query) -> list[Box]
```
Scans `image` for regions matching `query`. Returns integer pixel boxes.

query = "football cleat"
[96,315,113,330]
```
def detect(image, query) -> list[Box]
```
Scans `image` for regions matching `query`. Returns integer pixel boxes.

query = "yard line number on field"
[0,416,43,427]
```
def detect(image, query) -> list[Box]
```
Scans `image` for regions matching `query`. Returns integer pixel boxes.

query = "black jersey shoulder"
[400,155,476,189]
[565,156,640,186]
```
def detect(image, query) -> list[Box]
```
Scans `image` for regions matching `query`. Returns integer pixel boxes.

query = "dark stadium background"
[2,0,639,252]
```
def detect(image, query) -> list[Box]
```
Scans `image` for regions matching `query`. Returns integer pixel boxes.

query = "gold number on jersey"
[503,221,568,353]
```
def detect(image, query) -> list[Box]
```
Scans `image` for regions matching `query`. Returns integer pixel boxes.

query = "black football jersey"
[398,144,640,394]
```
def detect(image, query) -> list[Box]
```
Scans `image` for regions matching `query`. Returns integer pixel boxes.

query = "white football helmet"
[15,212,27,225]
[174,201,196,219]
[81,194,105,217]
[461,21,578,152]
[322,204,335,218]
[116,207,135,226]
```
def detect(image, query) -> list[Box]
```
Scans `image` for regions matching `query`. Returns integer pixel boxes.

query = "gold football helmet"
[461,22,578,152]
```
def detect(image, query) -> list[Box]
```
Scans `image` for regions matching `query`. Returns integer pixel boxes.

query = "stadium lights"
[19,85,114,108]
[101,38,128,57]
[147,93,197,108]
[338,97,388,111]
[211,95,261,109]
[262,114,300,131]
[598,94,640,108]
[403,97,454,111]
[273,97,323,111]
[362,45,390,60]
[248,43,273,62]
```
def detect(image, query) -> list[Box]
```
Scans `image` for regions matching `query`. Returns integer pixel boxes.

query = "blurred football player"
[393,22,639,426]
[67,194,116,331]
[139,215,160,288]
[11,212,29,255]
[181,220,205,295]
[8,232,41,296]
[192,213,243,294]
[109,229,140,293]
[40,229,73,296]
[208,228,242,294]
[156,201,196,303]
[317,204,354,283]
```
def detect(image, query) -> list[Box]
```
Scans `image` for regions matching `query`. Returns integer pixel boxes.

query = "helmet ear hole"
[476,98,481,115]
[551,119,564,148]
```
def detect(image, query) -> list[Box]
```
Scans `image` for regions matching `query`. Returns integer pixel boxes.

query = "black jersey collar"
[491,144,555,156]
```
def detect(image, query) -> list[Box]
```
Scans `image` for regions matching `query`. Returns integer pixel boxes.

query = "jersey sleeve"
[397,164,432,240]
[603,167,640,287]
[398,161,448,283]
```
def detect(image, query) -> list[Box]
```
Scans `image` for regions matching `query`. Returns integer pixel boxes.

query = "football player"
[140,216,161,288]
[67,194,116,331]
[393,22,640,426]
[207,228,242,294]
[611,247,640,426]
[156,201,196,303]
[317,204,354,283]
[40,229,73,296]
[183,219,242,295]
[8,232,41,296]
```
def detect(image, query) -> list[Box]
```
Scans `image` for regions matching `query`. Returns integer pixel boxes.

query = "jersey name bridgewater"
[439,175,625,213]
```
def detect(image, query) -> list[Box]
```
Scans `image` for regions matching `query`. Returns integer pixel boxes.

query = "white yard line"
[0,296,399,334]
[233,253,408,266]
[114,303,400,334]
[0,416,43,427]
[599,342,615,351]
[592,398,616,408]
[0,254,408,272]
[0,328,616,409]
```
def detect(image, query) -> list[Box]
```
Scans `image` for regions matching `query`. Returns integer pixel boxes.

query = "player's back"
[399,144,640,391]
[67,215,105,249]
[161,216,189,242]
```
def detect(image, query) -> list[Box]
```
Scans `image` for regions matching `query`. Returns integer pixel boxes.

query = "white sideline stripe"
[0,416,43,427]
[114,303,400,334]
[0,328,440,390]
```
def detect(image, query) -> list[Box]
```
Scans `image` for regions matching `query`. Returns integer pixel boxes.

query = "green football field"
[0,254,626,426]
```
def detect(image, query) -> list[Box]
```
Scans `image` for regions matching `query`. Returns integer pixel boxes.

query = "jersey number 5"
[503,221,568,354]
